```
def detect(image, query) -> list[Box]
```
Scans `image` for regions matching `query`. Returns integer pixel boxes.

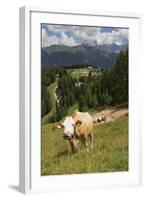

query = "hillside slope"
[41,115,128,175]
[41,44,119,68]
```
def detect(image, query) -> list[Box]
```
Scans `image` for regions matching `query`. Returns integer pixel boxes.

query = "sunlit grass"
[41,116,128,175]
[42,80,58,125]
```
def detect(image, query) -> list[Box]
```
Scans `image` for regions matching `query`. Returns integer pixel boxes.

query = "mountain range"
[41,43,128,68]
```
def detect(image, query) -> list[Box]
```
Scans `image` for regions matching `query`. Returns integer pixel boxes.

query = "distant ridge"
[41,43,128,68]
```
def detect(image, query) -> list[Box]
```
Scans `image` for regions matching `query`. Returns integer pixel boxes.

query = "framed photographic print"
[19,7,142,193]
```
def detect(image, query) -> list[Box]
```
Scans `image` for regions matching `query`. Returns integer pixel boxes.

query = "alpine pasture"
[41,115,128,175]
[41,60,128,175]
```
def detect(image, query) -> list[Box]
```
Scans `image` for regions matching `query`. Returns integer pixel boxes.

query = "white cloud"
[42,27,61,47]
[71,26,101,43]
[60,32,77,46]
[42,28,77,47]
[42,25,128,47]
[42,28,50,47]
[95,29,128,45]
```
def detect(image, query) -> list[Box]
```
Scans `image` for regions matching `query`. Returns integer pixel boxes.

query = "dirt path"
[54,86,58,101]
[93,104,128,125]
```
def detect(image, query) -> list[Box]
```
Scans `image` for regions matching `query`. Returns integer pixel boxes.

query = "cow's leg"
[81,137,85,148]
[84,136,89,152]
[69,139,76,153]
[74,135,80,146]
[89,132,93,149]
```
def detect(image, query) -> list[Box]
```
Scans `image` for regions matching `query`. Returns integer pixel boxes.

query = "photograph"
[41,24,129,176]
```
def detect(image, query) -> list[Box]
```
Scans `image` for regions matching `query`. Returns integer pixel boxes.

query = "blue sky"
[42,24,128,47]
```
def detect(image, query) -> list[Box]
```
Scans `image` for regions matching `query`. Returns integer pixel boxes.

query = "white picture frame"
[19,6,142,194]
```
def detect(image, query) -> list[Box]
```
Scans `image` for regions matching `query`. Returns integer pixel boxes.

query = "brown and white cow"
[58,111,93,152]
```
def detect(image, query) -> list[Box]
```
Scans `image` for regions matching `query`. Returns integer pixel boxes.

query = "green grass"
[67,103,78,115]
[42,80,58,125]
[68,68,97,79]
[68,68,89,79]
[41,116,128,175]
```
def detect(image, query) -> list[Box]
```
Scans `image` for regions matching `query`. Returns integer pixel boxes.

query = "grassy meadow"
[42,79,58,125]
[67,68,97,79]
[41,115,128,175]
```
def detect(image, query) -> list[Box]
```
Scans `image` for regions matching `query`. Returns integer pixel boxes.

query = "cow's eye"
[72,124,74,126]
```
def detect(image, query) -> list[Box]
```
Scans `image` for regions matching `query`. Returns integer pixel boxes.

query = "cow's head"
[58,116,82,139]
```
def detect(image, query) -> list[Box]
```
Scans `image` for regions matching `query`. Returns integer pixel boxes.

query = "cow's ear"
[75,120,82,127]
[57,123,64,128]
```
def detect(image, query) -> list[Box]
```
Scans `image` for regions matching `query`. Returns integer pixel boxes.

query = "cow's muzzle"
[63,134,73,140]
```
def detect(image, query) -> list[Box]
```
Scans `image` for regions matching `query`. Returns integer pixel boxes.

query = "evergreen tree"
[41,85,51,117]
